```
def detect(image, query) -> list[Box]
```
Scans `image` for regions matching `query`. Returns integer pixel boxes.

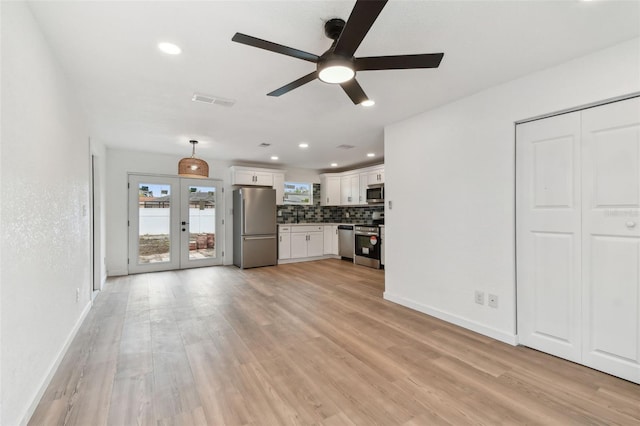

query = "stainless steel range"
[354,224,381,269]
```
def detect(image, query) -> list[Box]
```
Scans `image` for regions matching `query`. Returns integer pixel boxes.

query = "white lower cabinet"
[323,225,339,255]
[290,225,324,259]
[278,226,291,260]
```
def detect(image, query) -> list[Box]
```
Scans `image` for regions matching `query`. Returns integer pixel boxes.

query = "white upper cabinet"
[321,164,384,206]
[230,166,278,187]
[273,173,285,205]
[340,173,360,205]
[320,175,341,206]
[367,167,385,185]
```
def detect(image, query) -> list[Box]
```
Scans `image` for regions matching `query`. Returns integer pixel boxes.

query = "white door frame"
[128,173,224,274]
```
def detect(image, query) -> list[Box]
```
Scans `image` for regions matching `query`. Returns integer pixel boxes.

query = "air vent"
[192,92,236,107]
[259,143,271,148]
[337,144,355,150]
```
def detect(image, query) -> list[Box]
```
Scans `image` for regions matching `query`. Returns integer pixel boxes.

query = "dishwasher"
[337,225,354,261]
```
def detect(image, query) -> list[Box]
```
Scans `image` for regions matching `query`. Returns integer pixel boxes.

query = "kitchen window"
[283,182,313,205]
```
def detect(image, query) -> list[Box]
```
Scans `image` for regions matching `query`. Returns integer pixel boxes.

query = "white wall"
[105,148,234,274]
[384,38,640,344]
[284,167,321,184]
[1,3,92,425]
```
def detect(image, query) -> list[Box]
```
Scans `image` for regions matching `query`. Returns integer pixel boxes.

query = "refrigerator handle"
[244,236,276,241]
[242,198,246,234]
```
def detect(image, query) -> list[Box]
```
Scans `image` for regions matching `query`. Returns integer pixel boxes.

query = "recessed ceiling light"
[367,153,375,157]
[330,163,338,167]
[270,156,279,160]
[158,42,181,55]
[361,99,375,107]
[298,143,309,148]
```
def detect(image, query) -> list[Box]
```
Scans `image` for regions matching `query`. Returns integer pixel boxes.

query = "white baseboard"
[107,268,128,276]
[383,292,518,346]
[20,300,93,425]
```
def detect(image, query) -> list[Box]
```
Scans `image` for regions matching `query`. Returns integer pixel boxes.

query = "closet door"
[581,97,640,383]
[516,112,583,362]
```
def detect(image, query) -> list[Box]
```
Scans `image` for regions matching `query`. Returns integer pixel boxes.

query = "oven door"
[354,232,381,268]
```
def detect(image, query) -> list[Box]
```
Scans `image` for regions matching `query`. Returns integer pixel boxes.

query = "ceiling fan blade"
[267,72,319,97]
[340,78,369,105]
[355,53,444,71]
[232,33,319,63]
[333,0,388,58]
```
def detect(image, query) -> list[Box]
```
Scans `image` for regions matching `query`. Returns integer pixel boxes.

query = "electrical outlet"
[488,294,498,308]
[76,288,80,302]
[475,290,484,305]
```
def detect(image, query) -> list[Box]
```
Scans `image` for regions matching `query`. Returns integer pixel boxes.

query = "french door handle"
[181,221,188,225]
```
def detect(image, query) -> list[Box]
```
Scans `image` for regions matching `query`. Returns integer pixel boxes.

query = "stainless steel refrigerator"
[233,187,277,269]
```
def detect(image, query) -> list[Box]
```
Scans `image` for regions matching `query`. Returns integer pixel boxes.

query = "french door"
[128,174,224,274]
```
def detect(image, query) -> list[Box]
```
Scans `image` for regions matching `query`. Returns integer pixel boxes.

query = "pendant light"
[178,140,209,178]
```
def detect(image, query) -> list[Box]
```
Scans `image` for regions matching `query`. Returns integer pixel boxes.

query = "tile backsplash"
[277,184,384,224]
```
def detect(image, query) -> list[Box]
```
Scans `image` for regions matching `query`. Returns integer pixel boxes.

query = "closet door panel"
[516,111,582,362]
[582,97,640,384]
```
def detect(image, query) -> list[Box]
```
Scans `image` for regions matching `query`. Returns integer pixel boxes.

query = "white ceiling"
[27,0,640,171]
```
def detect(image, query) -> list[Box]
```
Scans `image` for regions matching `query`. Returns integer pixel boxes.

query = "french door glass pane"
[138,183,171,263]
[188,185,216,260]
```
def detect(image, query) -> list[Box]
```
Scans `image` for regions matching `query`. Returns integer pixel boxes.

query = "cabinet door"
[341,174,359,205]
[307,232,324,257]
[254,171,274,186]
[273,173,285,205]
[359,173,369,204]
[367,169,383,185]
[278,232,291,260]
[234,170,256,185]
[340,176,352,205]
[332,226,339,255]
[323,226,333,255]
[349,175,359,205]
[290,233,308,258]
[322,176,341,206]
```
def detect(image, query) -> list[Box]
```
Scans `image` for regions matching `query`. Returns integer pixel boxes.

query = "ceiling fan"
[231,0,444,105]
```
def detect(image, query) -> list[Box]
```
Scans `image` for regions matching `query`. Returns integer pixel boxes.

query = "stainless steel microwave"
[366,184,384,204]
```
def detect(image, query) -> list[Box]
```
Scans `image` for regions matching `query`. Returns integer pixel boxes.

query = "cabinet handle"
[279,236,282,242]
[327,197,329,203]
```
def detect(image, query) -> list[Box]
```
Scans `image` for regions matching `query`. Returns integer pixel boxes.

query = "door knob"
[626,221,636,228]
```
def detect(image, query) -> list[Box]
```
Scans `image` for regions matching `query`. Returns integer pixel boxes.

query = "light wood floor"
[30,259,640,425]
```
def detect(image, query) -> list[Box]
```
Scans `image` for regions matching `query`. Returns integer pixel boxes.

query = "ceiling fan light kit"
[178,140,209,178]
[231,0,444,105]
[318,58,355,84]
